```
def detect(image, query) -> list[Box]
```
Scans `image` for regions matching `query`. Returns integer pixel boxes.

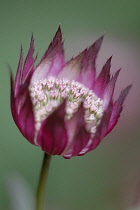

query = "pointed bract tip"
[96,35,104,45]
[68,48,86,64]
[75,101,85,116]
[125,84,132,92]
[30,33,34,43]
[112,68,121,79]
[55,25,62,39]
[100,34,104,40]
[126,84,133,91]
[116,68,121,75]
[88,35,104,58]
[119,84,132,103]
[20,44,23,53]
[89,35,104,50]
[104,56,113,67]
[108,55,113,62]
[111,69,121,84]
[51,99,67,117]
[58,24,62,31]
[49,26,63,46]
[123,84,132,97]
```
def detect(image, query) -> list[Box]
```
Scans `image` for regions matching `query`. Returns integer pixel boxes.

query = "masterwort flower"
[10,27,131,159]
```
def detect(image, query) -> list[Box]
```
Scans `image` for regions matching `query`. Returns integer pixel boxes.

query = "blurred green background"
[0,0,140,209]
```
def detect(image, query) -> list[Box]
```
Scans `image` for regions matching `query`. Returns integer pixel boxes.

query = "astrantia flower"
[10,27,131,159]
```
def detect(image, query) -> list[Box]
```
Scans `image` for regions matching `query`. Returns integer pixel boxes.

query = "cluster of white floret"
[29,77,103,138]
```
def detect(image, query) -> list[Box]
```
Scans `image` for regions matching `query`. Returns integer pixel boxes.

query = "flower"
[10,27,131,159]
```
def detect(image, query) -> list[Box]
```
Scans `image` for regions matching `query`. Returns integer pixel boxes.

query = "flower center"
[29,77,103,138]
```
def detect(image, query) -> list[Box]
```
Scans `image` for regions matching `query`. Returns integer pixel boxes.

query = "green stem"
[36,153,51,210]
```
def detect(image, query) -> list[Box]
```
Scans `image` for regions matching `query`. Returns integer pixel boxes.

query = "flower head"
[10,27,131,158]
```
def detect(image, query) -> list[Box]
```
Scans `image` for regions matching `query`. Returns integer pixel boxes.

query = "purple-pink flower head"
[10,27,131,159]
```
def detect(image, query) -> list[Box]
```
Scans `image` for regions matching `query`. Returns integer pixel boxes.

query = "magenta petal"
[107,85,132,134]
[31,26,65,83]
[58,50,86,80]
[22,35,35,83]
[91,35,104,59]
[10,70,19,125]
[37,101,68,155]
[40,26,64,64]
[86,36,103,67]
[77,36,104,89]
[103,69,120,109]
[62,104,90,158]
[14,47,23,96]
[44,26,65,77]
[16,87,35,145]
[94,56,112,98]
[86,103,112,152]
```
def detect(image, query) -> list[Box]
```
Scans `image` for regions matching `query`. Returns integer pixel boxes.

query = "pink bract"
[10,27,131,159]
